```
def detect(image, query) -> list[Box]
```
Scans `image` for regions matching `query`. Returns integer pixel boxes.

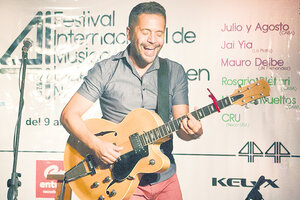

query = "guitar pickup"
[129,133,146,153]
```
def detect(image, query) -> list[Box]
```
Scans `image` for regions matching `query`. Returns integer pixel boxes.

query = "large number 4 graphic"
[0,11,52,65]
[239,141,291,163]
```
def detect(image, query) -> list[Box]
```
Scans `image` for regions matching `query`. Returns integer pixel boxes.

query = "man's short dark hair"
[128,1,166,28]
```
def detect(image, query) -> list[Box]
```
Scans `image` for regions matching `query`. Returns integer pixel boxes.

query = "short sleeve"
[77,62,105,102]
[168,60,189,106]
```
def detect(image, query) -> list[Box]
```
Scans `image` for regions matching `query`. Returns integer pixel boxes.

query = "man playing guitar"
[60,2,203,199]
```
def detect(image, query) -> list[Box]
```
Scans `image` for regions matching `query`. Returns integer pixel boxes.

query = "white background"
[0,0,299,199]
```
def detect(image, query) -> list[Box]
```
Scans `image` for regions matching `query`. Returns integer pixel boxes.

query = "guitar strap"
[158,58,175,164]
[157,57,169,123]
[157,58,173,157]
[140,58,176,186]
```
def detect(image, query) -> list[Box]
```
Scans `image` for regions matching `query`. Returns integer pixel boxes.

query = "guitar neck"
[139,96,233,146]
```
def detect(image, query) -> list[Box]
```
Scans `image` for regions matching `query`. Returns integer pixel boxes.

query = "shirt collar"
[114,45,160,71]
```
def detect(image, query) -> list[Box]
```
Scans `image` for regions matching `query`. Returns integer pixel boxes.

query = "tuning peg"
[253,99,259,105]
[238,85,242,88]
[244,103,250,109]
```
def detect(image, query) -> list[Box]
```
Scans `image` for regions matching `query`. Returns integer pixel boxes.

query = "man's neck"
[129,52,153,77]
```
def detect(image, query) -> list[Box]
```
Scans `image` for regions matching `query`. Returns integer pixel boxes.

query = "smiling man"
[127,12,165,75]
[61,2,203,200]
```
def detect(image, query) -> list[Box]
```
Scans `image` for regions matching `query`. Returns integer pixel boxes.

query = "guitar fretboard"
[139,96,232,146]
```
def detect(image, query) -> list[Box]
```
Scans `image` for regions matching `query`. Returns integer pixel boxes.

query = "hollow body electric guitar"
[64,79,270,200]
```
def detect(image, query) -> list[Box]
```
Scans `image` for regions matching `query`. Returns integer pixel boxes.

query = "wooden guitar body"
[64,108,171,200]
[63,79,270,200]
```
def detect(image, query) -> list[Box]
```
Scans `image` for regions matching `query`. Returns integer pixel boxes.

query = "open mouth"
[142,45,156,56]
[144,46,155,50]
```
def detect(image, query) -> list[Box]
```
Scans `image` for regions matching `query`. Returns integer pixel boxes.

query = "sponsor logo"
[212,177,279,188]
[239,141,291,163]
[36,160,64,198]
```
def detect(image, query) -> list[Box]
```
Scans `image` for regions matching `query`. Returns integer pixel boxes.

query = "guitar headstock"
[230,79,270,106]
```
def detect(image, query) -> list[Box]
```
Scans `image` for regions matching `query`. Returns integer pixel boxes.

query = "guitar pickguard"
[112,145,149,181]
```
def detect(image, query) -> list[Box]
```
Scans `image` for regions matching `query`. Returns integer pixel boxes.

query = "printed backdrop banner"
[0,0,299,199]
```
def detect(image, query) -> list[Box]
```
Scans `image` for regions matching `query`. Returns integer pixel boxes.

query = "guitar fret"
[142,133,148,145]
[203,106,210,116]
[153,128,159,140]
[151,131,156,141]
[142,133,147,144]
[141,134,145,145]
[223,97,231,107]
[174,118,181,130]
[150,130,156,141]
[191,112,198,120]
[161,126,166,137]
[222,98,227,107]
[140,134,146,146]
[147,132,153,143]
[151,130,157,141]
[209,103,216,113]
[165,123,172,133]
[161,127,167,137]
[175,119,180,130]
[156,127,162,138]
[147,131,152,142]
[170,121,176,132]
[217,99,224,110]
[160,125,168,137]
[158,126,165,138]
[193,110,200,120]
[198,109,204,119]
[145,134,150,144]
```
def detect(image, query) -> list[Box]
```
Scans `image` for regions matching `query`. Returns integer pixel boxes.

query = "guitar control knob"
[110,189,117,197]
[91,181,99,189]
[103,176,112,183]
[98,195,105,200]
[149,159,155,165]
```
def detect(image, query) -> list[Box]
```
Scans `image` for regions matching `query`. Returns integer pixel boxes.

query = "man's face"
[127,13,165,67]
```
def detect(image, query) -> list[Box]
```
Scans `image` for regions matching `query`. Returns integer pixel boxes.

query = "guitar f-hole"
[95,130,118,137]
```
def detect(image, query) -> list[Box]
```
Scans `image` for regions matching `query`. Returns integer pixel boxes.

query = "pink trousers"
[129,173,183,200]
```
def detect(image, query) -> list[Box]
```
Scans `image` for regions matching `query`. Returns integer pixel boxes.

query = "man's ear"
[126,26,131,41]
